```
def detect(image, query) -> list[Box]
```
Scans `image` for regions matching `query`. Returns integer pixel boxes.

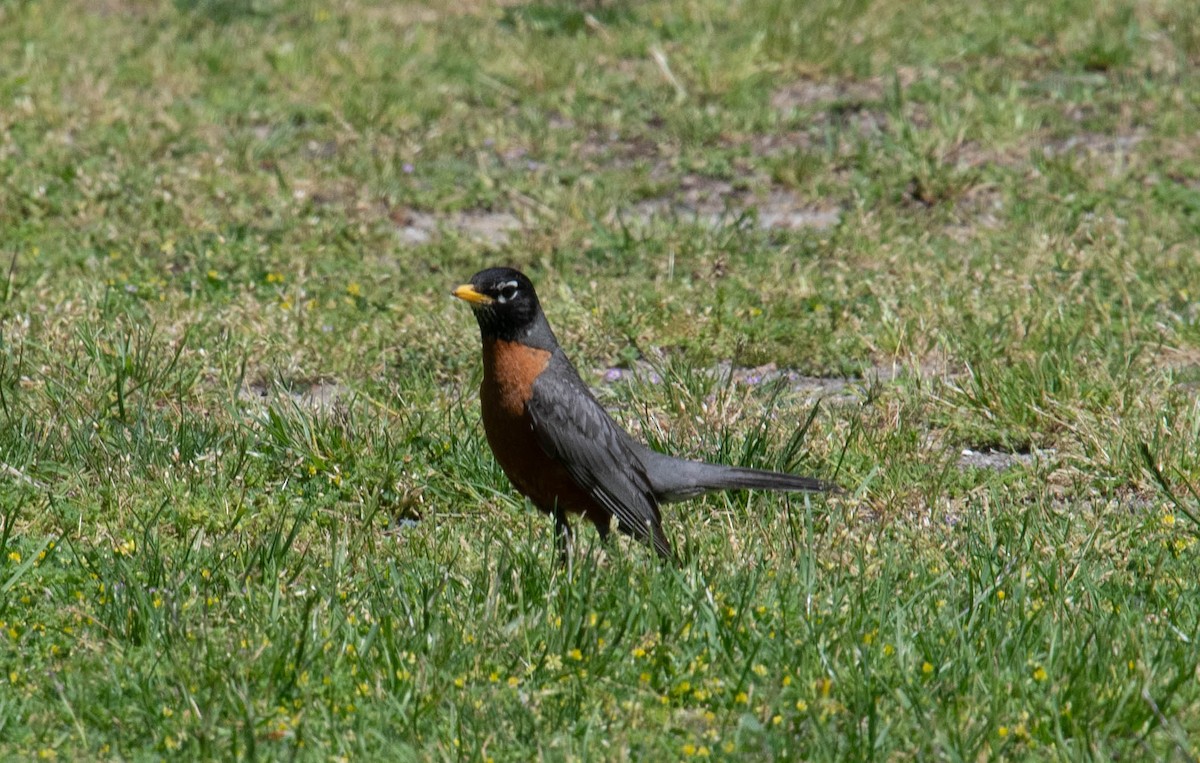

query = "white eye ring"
[496,280,519,303]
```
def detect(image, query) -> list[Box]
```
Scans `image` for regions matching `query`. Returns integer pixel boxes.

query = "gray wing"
[525,352,672,558]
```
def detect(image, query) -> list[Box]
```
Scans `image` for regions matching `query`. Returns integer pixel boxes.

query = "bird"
[452,266,837,561]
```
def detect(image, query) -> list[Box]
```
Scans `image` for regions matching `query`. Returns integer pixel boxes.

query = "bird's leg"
[595,516,613,545]
[553,505,573,569]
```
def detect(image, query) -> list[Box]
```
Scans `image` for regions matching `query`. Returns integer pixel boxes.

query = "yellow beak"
[452,284,494,306]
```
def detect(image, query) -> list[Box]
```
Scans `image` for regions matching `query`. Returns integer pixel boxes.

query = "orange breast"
[479,339,609,524]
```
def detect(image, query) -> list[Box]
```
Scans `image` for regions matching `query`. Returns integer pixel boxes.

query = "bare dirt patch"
[576,128,666,170]
[394,208,524,247]
[768,71,926,143]
[386,176,840,245]
[622,175,841,232]
[1155,346,1200,395]
[596,360,887,406]
[957,448,1038,471]
[769,78,887,112]
[1039,130,1145,161]
[238,375,352,412]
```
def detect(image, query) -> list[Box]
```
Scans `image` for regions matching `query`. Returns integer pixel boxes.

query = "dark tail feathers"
[638,448,839,504]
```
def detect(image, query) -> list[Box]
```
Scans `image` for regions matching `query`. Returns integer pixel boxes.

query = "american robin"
[452,267,837,561]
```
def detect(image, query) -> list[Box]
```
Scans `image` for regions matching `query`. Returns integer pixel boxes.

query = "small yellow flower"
[507,676,520,688]
[795,699,808,711]
[567,648,583,661]
[1032,666,1048,682]
[6,552,19,563]
[1162,512,1176,527]
[922,661,934,675]
[682,743,697,756]
[735,691,749,704]
[346,282,361,297]
[997,590,1006,601]
[632,647,646,658]
[883,643,895,656]
[639,672,651,683]
[998,725,1009,738]
[751,663,767,677]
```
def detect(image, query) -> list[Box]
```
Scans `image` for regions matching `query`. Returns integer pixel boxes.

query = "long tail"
[638,448,839,504]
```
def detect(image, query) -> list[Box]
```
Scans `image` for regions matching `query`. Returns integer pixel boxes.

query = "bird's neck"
[477,312,558,352]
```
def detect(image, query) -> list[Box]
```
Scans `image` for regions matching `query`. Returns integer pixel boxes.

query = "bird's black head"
[452,267,556,348]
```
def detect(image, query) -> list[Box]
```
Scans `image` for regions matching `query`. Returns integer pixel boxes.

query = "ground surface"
[2,0,1200,759]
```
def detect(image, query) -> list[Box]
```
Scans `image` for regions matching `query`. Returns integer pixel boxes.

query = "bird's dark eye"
[497,283,519,303]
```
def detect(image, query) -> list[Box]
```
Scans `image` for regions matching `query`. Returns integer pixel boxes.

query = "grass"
[2,0,1199,758]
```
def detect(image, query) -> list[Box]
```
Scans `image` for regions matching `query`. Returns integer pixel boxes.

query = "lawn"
[2,0,1199,759]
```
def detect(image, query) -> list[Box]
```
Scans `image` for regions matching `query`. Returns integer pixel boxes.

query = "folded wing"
[526,352,673,558]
